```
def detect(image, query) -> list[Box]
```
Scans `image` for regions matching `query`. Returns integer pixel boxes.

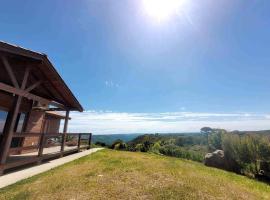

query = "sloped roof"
[0,41,83,112]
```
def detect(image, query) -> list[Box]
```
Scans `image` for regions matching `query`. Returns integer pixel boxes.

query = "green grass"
[1,149,270,200]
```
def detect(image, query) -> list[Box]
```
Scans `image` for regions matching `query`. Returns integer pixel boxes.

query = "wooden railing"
[9,132,92,156]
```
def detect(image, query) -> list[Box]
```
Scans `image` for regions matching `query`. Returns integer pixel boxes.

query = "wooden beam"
[87,133,92,149]
[13,132,42,138]
[42,107,66,111]
[0,82,66,109]
[0,82,50,104]
[50,101,66,109]
[25,81,42,93]
[38,132,45,157]
[0,95,22,164]
[77,134,81,150]
[21,67,30,90]
[31,73,58,103]
[9,145,39,154]
[61,110,70,152]
[30,68,70,110]
[1,56,19,88]
[63,110,70,133]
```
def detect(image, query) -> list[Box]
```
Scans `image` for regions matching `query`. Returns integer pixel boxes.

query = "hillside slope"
[0,150,270,200]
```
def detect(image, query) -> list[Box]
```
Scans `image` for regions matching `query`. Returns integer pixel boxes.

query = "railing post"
[77,134,81,151]
[38,133,45,156]
[87,133,92,149]
[61,110,70,154]
[60,133,65,155]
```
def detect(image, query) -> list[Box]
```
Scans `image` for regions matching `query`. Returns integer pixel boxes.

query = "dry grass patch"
[0,149,270,200]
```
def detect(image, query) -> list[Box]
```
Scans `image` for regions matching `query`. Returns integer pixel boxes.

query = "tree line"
[95,129,270,180]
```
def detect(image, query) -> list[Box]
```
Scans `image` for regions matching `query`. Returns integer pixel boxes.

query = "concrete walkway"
[0,148,103,189]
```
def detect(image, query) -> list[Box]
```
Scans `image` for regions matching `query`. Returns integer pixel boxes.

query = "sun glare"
[142,0,185,22]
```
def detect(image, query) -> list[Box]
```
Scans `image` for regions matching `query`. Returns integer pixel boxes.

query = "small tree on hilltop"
[200,127,213,147]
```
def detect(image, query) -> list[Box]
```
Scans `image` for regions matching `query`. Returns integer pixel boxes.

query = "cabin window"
[15,113,26,133]
[0,110,8,134]
[10,113,27,148]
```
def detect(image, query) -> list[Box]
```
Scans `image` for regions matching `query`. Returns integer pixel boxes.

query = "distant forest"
[92,134,141,145]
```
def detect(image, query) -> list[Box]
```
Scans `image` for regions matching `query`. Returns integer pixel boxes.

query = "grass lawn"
[0,149,270,200]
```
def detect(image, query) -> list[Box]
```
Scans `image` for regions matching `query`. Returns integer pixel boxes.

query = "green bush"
[159,145,204,162]
[95,141,107,147]
[222,133,270,176]
[150,142,161,153]
[135,143,144,152]
[111,139,126,150]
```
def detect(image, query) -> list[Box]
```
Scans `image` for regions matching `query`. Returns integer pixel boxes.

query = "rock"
[205,150,241,173]
[259,161,270,178]
[204,150,226,169]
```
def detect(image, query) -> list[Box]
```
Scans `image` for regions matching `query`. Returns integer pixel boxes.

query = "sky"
[1,0,270,134]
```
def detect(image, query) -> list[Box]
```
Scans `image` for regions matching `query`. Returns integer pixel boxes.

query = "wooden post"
[77,134,81,151]
[18,100,33,154]
[0,95,22,165]
[60,110,70,153]
[87,133,92,150]
[38,132,46,157]
[0,59,30,172]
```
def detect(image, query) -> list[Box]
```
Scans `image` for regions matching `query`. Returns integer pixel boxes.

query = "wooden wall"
[22,110,45,150]
[21,112,62,153]
[0,91,62,154]
[43,115,61,134]
[0,91,31,112]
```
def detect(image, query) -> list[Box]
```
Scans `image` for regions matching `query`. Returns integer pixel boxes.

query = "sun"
[142,0,185,22]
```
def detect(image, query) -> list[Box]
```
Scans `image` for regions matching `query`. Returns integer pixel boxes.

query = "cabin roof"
[0,41,83,112]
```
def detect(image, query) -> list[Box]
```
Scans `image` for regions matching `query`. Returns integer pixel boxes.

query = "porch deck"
[0,148,103,189]
[1,133,92,174]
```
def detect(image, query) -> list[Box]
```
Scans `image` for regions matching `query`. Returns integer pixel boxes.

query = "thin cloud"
[65,111,270,134]
[105,81,119,88]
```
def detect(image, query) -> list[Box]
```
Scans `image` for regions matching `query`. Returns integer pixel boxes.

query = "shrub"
[222,133,270,176]
[135,143,144,152]
[95,141,107,147]
[150,142,161,153]
[159,145,204,162]
[111,139,126,150]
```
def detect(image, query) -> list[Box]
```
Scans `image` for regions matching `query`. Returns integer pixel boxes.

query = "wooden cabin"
[0,41,92,175]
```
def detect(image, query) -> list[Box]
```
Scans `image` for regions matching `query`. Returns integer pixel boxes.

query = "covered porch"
[4,133,92,174]
[0,42,91,174]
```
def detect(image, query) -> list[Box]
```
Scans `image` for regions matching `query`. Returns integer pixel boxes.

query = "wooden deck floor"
[2,145,90,173]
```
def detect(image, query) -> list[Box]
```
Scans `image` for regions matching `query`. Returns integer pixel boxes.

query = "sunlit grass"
[0,149,270,200]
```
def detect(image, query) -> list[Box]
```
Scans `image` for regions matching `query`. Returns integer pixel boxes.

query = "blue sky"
[1,0,270,133]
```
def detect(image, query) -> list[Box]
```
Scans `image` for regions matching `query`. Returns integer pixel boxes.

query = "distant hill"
[92,133,141,145]
[92,132,201,145]
[92,130,270,146]
[235,130,270,135]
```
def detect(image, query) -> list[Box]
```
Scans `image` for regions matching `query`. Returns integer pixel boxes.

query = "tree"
[208,129,226,151]
[200,127,213,147]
